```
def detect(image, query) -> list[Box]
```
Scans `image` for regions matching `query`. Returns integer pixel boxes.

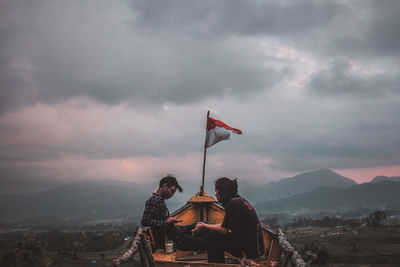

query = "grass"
[285,224,400,265]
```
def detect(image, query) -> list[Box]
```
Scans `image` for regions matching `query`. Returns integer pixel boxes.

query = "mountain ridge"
[2,169,398,224]
[255,181,400,215]
[241,169,356,203]
[370,175,400,183]
[0,179,152,223]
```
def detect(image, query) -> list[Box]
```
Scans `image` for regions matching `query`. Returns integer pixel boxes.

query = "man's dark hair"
[159,174,183,193]
[215,177,238,207]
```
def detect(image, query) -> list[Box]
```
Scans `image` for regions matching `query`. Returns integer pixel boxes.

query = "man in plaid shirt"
[141,174,183,249]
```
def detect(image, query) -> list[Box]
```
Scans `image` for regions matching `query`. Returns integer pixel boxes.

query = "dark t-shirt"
[221,196,264,258]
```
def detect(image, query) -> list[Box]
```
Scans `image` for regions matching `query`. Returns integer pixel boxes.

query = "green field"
[2,222,400,266]
[285,224,400,266]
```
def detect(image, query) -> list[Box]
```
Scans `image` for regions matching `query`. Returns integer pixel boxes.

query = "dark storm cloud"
[0,0,290,114]
[131,0,340,38]
[0,0,38,112]
[246,126,400,172]
[1,0,399,114]
[1,0,400,193]
[321,1,400,59]
[227,87,400,173]
[308,60,400,98]
[132,0,400,62]
[366,1,400,55]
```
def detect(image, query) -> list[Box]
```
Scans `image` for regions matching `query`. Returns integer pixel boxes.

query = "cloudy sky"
[1,0,400,194]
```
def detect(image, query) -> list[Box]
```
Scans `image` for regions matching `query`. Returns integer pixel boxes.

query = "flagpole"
[200,110,209,196]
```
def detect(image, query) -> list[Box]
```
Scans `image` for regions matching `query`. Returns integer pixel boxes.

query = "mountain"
[0,178,212,224]
[255,181,400,215]
[370,175,400,183]
[0,180,154,223]
[2,170,396,224]
[241,169,356,203]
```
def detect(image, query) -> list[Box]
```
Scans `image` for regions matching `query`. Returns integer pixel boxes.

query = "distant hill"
[1,170,397,224]
[0,180,153,223]
[370,175,400,183]
[255,181,400,215]
[241,169,356,203]
[0,179,209,224]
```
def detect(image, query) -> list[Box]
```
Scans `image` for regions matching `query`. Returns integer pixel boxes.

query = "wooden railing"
[110,227,155,267]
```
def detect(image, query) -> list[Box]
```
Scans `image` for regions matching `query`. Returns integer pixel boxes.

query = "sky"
[1,0,400,194]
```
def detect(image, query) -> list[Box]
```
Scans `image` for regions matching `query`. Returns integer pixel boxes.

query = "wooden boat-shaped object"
[141,191,283,267]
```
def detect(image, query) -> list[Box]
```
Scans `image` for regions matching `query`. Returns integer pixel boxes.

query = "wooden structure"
[139,190,282,267]
[111,189,309,267]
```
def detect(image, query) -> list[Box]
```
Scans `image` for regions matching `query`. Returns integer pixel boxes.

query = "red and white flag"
[205,117,242,148]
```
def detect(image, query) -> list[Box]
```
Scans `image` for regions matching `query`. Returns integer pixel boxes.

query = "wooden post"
[199,203,204,222]
[138,243,147,267]
[267,239,274,262]
[200,111,210,196]
[140,233,155,267]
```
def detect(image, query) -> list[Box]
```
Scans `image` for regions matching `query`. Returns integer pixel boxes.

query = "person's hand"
[192,222,206,233]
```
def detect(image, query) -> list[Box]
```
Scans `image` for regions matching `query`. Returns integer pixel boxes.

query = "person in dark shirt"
[192,177,264,263]
[141,174,183,249]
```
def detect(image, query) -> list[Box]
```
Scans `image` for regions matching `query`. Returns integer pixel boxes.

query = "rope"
[110,228,142,267]
[277,228,308,267]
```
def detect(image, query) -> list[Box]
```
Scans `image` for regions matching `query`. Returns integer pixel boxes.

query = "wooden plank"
[153,249,176,262]
[153,261,240,267]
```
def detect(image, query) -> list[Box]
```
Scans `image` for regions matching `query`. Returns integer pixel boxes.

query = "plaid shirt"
[141,193,170,228]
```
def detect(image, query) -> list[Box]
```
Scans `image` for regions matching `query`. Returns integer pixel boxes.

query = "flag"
[205,117,242,148]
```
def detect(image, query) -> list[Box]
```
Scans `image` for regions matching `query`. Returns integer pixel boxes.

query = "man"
[193,177,264,263]
[141,174,183,249]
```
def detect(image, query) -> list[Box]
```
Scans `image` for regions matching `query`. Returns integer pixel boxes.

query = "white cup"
[165,240,174,253]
